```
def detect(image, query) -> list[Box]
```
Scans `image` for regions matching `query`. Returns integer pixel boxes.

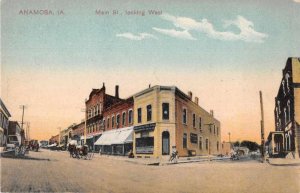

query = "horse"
[68,144,77,158]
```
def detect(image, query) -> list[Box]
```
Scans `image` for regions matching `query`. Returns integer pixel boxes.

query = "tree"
[240,140,260,151]
[233,141,240,147]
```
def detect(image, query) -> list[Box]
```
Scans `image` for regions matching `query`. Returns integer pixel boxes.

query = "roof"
[0,98,11,117]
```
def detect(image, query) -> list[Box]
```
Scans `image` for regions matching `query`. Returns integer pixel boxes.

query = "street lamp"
[57,127,61,146]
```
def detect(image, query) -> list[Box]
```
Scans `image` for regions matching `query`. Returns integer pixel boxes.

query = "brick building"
[0,98,11,146]
[85,83,123,149]
[49,134,59,145]
[267,57,300,158]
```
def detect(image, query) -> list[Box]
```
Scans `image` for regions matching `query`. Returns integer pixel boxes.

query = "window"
[112,116,115,128]
[122,112,126,126]
[282,81,286,95]
[278,101,281,113]
[217,127,219,135]
[214,125,216,135]
[107,117,110,129]
[209,125,212,133]
[128,110,133,124]
[96,105,99,115]
[193,113,196,128]
[182,108,187,124]
[94,107,96,116]
[284,108,287,125]
[199,117,202,131]
[116,114,120,128]
[99,103,102,114]
[147,105,152,121]
[287,101,291,122]
[103,119,105,130]
[199,136,203,150]
[138,108,142,123]
[217,141,219,151]
[183,133,187,148]
[286,74,290,92]
[205,139,209,150]
[162,103,169,120]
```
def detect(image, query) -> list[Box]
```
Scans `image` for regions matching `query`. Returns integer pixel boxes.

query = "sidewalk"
[267,158,300,166]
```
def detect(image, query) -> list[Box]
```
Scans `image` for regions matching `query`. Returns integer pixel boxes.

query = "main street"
[1,150,300,193]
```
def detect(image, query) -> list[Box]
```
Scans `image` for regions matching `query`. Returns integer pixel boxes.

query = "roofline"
[0,98,11,117]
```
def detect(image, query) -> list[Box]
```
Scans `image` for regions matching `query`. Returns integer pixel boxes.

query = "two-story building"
[132,85,221,158]
[267,57,300,158]
[95,97,134,155]
[0,98,11,146]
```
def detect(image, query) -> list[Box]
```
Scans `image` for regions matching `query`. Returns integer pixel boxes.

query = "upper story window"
[285,73,290,92]
[217,141,219,151]
[217,127,219,135]
[214,125,216,135]
[199,117,202,131]
[137,108,142,123]
[103,119,106,130]
[162,103,169,120]
[128,110,133,124]
[282,80,286,95]
[277,101,281,113]
[209,125,212,133]
[147,105,152,122]
[284,108,287,125]
[182,108,187,124]
[112,116,115,128]
[99,103,103,114]
[122,112,126,126]
[116,114,120,128]
[287,100,291,122]
[94,106,96,116]
[107,117,110,129]
[199,136,203,150]
[192,113,196,128]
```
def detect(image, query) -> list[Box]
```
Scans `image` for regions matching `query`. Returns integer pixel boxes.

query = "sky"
[1,0,300,142]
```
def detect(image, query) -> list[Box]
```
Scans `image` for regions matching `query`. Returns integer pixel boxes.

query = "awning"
[94,126,133,146]
[80,135,94,140]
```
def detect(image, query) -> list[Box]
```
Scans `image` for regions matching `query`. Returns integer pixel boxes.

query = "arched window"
[277,101,281,113]
[282,80,286,95]
[287,100,290,122]
[285,74,290,92]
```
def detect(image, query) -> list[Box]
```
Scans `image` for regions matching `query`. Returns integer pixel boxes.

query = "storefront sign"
[190,133,198,144]
[134,123,156,132]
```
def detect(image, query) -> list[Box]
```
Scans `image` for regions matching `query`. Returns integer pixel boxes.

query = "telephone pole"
[19,105,27,130]
[259,91,265,163]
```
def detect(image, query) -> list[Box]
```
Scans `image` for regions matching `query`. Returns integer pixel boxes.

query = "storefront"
[134,123,156,154]
[94,126,133,155]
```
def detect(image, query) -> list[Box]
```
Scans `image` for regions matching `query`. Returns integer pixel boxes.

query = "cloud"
[154,13,268,43]
[294,0,300,2]
[116,33,157,41]
[152,27,196,40]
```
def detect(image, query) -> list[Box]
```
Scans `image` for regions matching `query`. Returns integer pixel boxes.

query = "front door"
[162,131,170,155]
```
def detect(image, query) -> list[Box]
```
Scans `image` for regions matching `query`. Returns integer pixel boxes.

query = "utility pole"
[19,105,27,130]
[228,132,231,143]
[259,91,265,163]
[81,106,87,145]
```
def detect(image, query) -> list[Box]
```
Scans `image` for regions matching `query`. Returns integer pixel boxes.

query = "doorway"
[162,131,170,155]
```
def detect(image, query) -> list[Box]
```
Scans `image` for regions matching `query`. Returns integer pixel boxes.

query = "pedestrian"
[169,146,178,163]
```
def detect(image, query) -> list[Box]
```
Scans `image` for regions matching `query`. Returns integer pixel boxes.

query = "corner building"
[268,57,300,158]
[133,86,221,158]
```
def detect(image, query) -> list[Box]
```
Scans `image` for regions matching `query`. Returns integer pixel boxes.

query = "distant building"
[72,121,85,144]
[49,134,59,145]
[221,142,233,156]
[132,85,221,158]
[8,121,23,144]
[0,98,11,146]
[267,57,300,158]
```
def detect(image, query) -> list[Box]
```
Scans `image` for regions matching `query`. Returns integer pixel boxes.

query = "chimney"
[188,91,193,100]
[195,97,199,105]
[210,110,214,117]
[149,84,151,88]
[115,85,119,98]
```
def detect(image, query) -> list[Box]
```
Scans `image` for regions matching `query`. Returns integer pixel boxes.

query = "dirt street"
[1,150,299,193]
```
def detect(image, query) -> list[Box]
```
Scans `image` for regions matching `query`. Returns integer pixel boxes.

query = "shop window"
[183,133,187,148]
[138,108,142,123]
[162,103,169,120]
[147,105,152,121]
[136,137,154,154]
[122,112,126,126]
[128,110,133,124]
[193,113,196,128]
[182,108,187,124]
